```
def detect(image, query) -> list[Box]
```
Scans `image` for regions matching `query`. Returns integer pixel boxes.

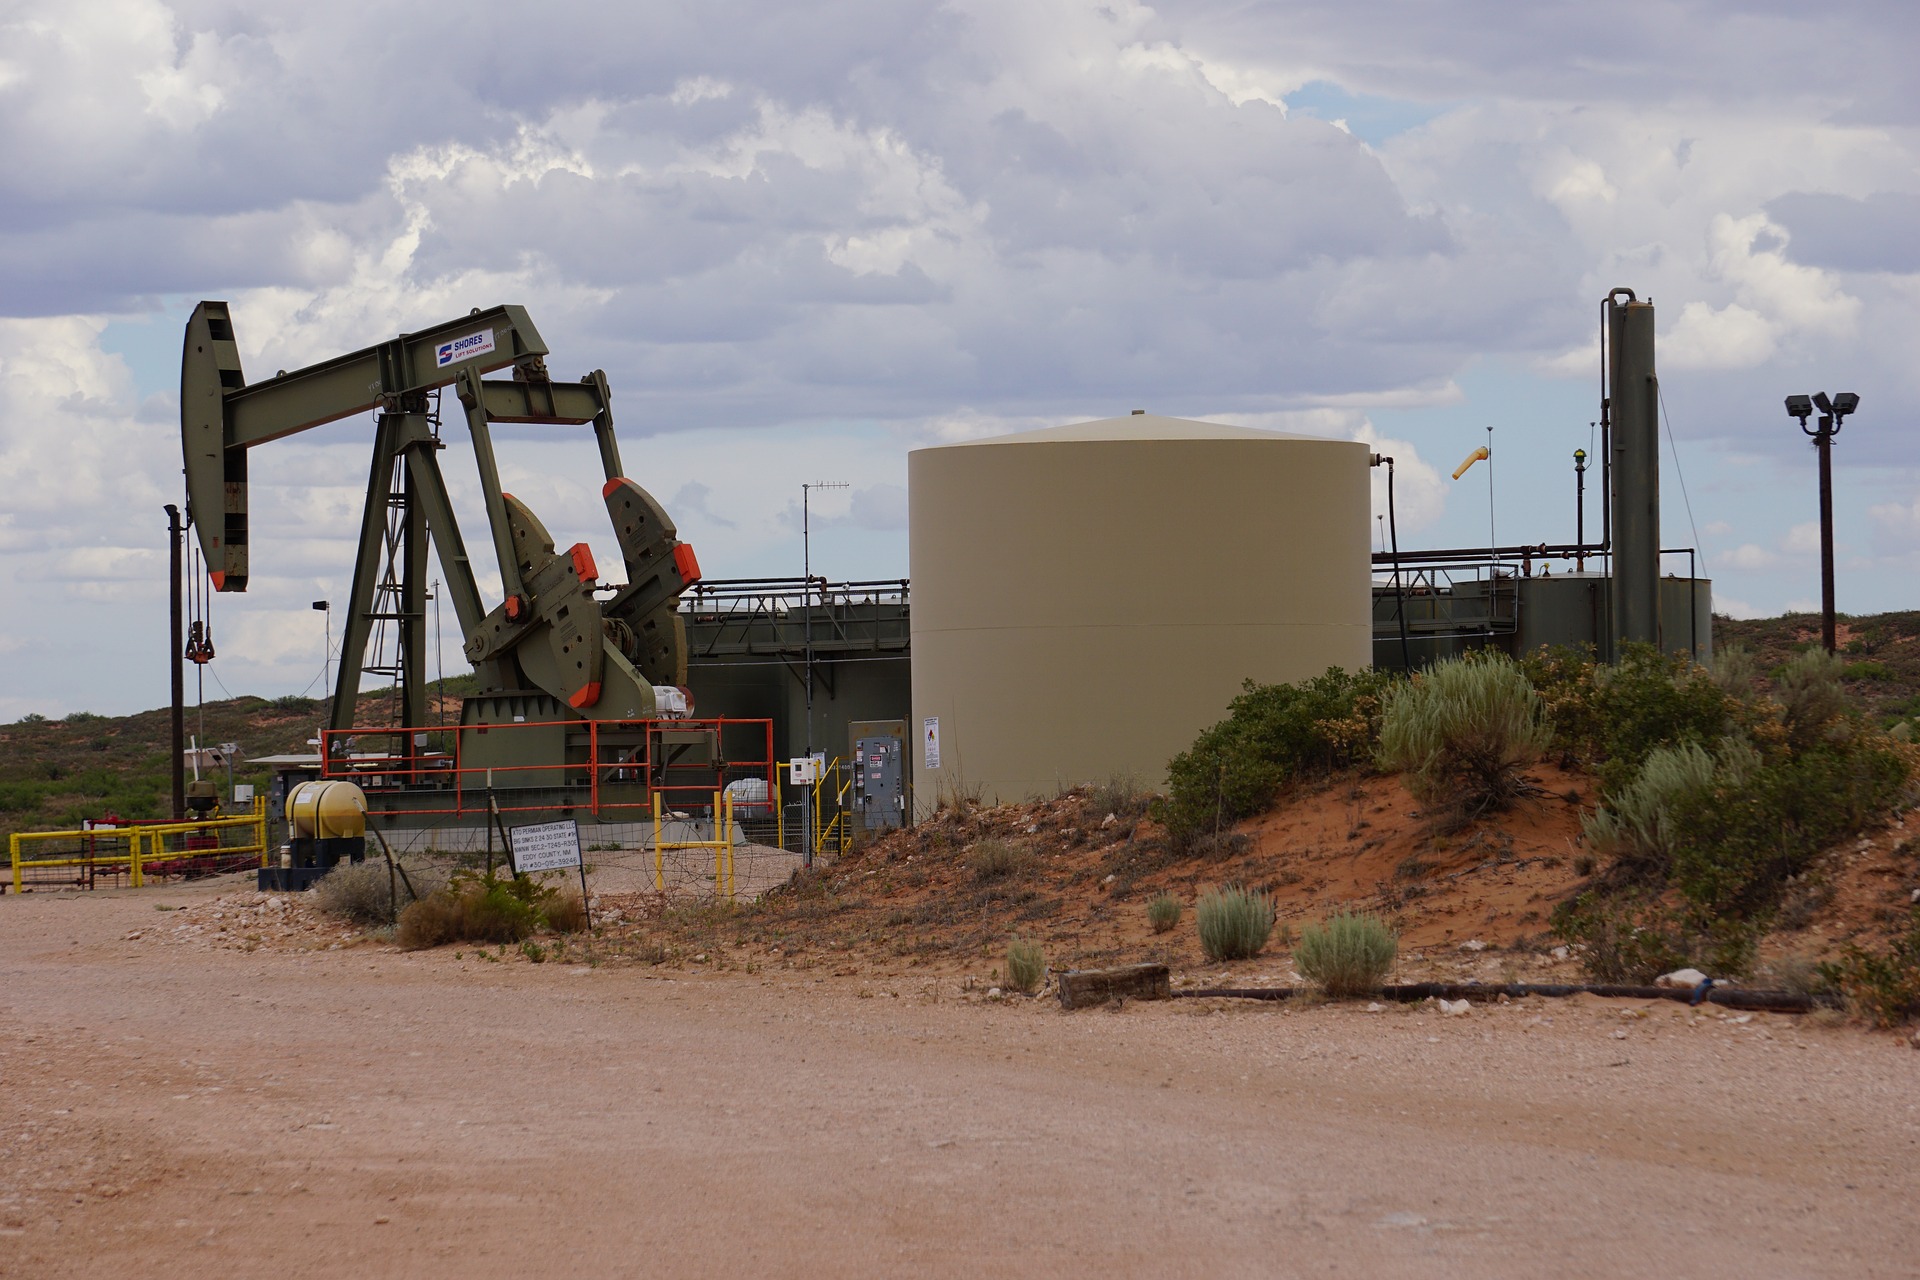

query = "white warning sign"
[923,717,941,771]
[508,819,582,874]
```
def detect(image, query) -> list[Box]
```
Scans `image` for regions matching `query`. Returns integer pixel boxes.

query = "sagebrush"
[1534,639,1915,982]
[1146,892,1182,934]
[1293,912,1398,998]
[1195,885,1275,961]
[1006,939,1046,994]
[1377,651,1550,817]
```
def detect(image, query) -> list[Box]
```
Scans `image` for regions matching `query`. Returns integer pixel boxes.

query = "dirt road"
[4,882,1917,1278]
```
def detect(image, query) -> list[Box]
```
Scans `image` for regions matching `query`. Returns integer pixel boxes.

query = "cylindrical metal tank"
[909,414,1372,808]
[286,780,368,840]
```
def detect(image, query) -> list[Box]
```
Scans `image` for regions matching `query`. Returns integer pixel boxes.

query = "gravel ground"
[4,880,1918,1278]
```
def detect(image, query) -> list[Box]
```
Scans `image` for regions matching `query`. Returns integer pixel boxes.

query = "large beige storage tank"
[909,414,1371,809]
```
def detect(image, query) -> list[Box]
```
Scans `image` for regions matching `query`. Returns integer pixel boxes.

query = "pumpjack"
[180,303,717,800]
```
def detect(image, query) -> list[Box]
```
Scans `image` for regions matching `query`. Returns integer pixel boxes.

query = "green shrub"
[1820,909,1920,1028]
[1524,644,1742,797]
[1196,885,1276,961]
[396,871,561,950]
[1581,740,1750,876]
[1146,892,1182,934]
[1293,912,1398,997]
[1551,890,1759,983]
[967,839,1028,882]
[1006,939,1045,994]
[1774,648,1850,749]
[1158,667,1396,849]
[1563,707,1911,979]
[1377,651,1550,817]
[1669,732,1906,919]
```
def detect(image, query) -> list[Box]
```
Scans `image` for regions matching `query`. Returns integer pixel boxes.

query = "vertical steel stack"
[1606,290,1660,653]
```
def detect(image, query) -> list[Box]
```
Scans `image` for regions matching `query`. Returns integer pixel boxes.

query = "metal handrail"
[317,717,776,823]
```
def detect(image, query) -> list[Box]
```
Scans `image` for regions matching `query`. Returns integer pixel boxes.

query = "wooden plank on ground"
[1057,963,1170,1010]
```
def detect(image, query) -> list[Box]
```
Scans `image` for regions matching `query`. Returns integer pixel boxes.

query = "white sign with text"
[509,819,583,874]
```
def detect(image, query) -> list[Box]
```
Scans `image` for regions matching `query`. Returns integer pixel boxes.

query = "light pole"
[219,741,240,804]
[799,481,847,864]
[1573,448,1588,572]
[800,481,848,759]
[1784,392,1859,654]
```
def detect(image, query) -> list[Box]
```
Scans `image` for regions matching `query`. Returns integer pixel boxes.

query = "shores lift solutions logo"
[435,328,497,368]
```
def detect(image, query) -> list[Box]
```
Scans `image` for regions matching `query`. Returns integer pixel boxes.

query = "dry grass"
[396,876,553,950]
[311,855,448,928]
[1006,939,1045,993]
[546,893,588,934]
[1086,775,1155,823]
[967,838,1029,882]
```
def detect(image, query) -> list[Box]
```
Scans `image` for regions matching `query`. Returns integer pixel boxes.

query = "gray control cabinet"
[853,735,905,831]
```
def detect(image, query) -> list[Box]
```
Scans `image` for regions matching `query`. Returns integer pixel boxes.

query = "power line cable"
[1657,386,1706,575]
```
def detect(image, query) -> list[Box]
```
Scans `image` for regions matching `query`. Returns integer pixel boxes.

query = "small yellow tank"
[286,780,368,840]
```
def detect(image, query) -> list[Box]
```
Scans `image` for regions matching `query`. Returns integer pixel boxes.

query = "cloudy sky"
[2,0,1916,719]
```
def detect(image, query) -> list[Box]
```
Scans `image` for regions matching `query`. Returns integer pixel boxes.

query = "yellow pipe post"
[130,831,143,889]
[10,834,19,893]
[652,792,665,892]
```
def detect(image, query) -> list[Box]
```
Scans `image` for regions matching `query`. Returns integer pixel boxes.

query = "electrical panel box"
[852,735,905,831]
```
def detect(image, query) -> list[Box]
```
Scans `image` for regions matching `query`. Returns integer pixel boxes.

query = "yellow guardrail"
[813,760,852,859]
[9,797,269,893]
[650,791,736,897]
[774,758,852,862]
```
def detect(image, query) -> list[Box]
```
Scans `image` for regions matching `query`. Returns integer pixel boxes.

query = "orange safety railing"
[317,716,777,825]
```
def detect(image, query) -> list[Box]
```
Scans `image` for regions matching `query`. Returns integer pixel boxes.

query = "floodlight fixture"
[1786,390,1861,655]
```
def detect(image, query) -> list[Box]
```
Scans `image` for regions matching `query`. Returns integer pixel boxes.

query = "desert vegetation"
[1377,651,1552,820]
[1543,644,1914,984]
[1005,938,1046,993]
[1146,891,1181,934]
[1156,666,1395,850]
[396,870,587,949]
[1195,884,1277,962]
[310,854,449,927]
[1294,912,1398,998]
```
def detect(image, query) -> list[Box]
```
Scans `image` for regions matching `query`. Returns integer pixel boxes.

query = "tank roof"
[934,414,1336,447]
